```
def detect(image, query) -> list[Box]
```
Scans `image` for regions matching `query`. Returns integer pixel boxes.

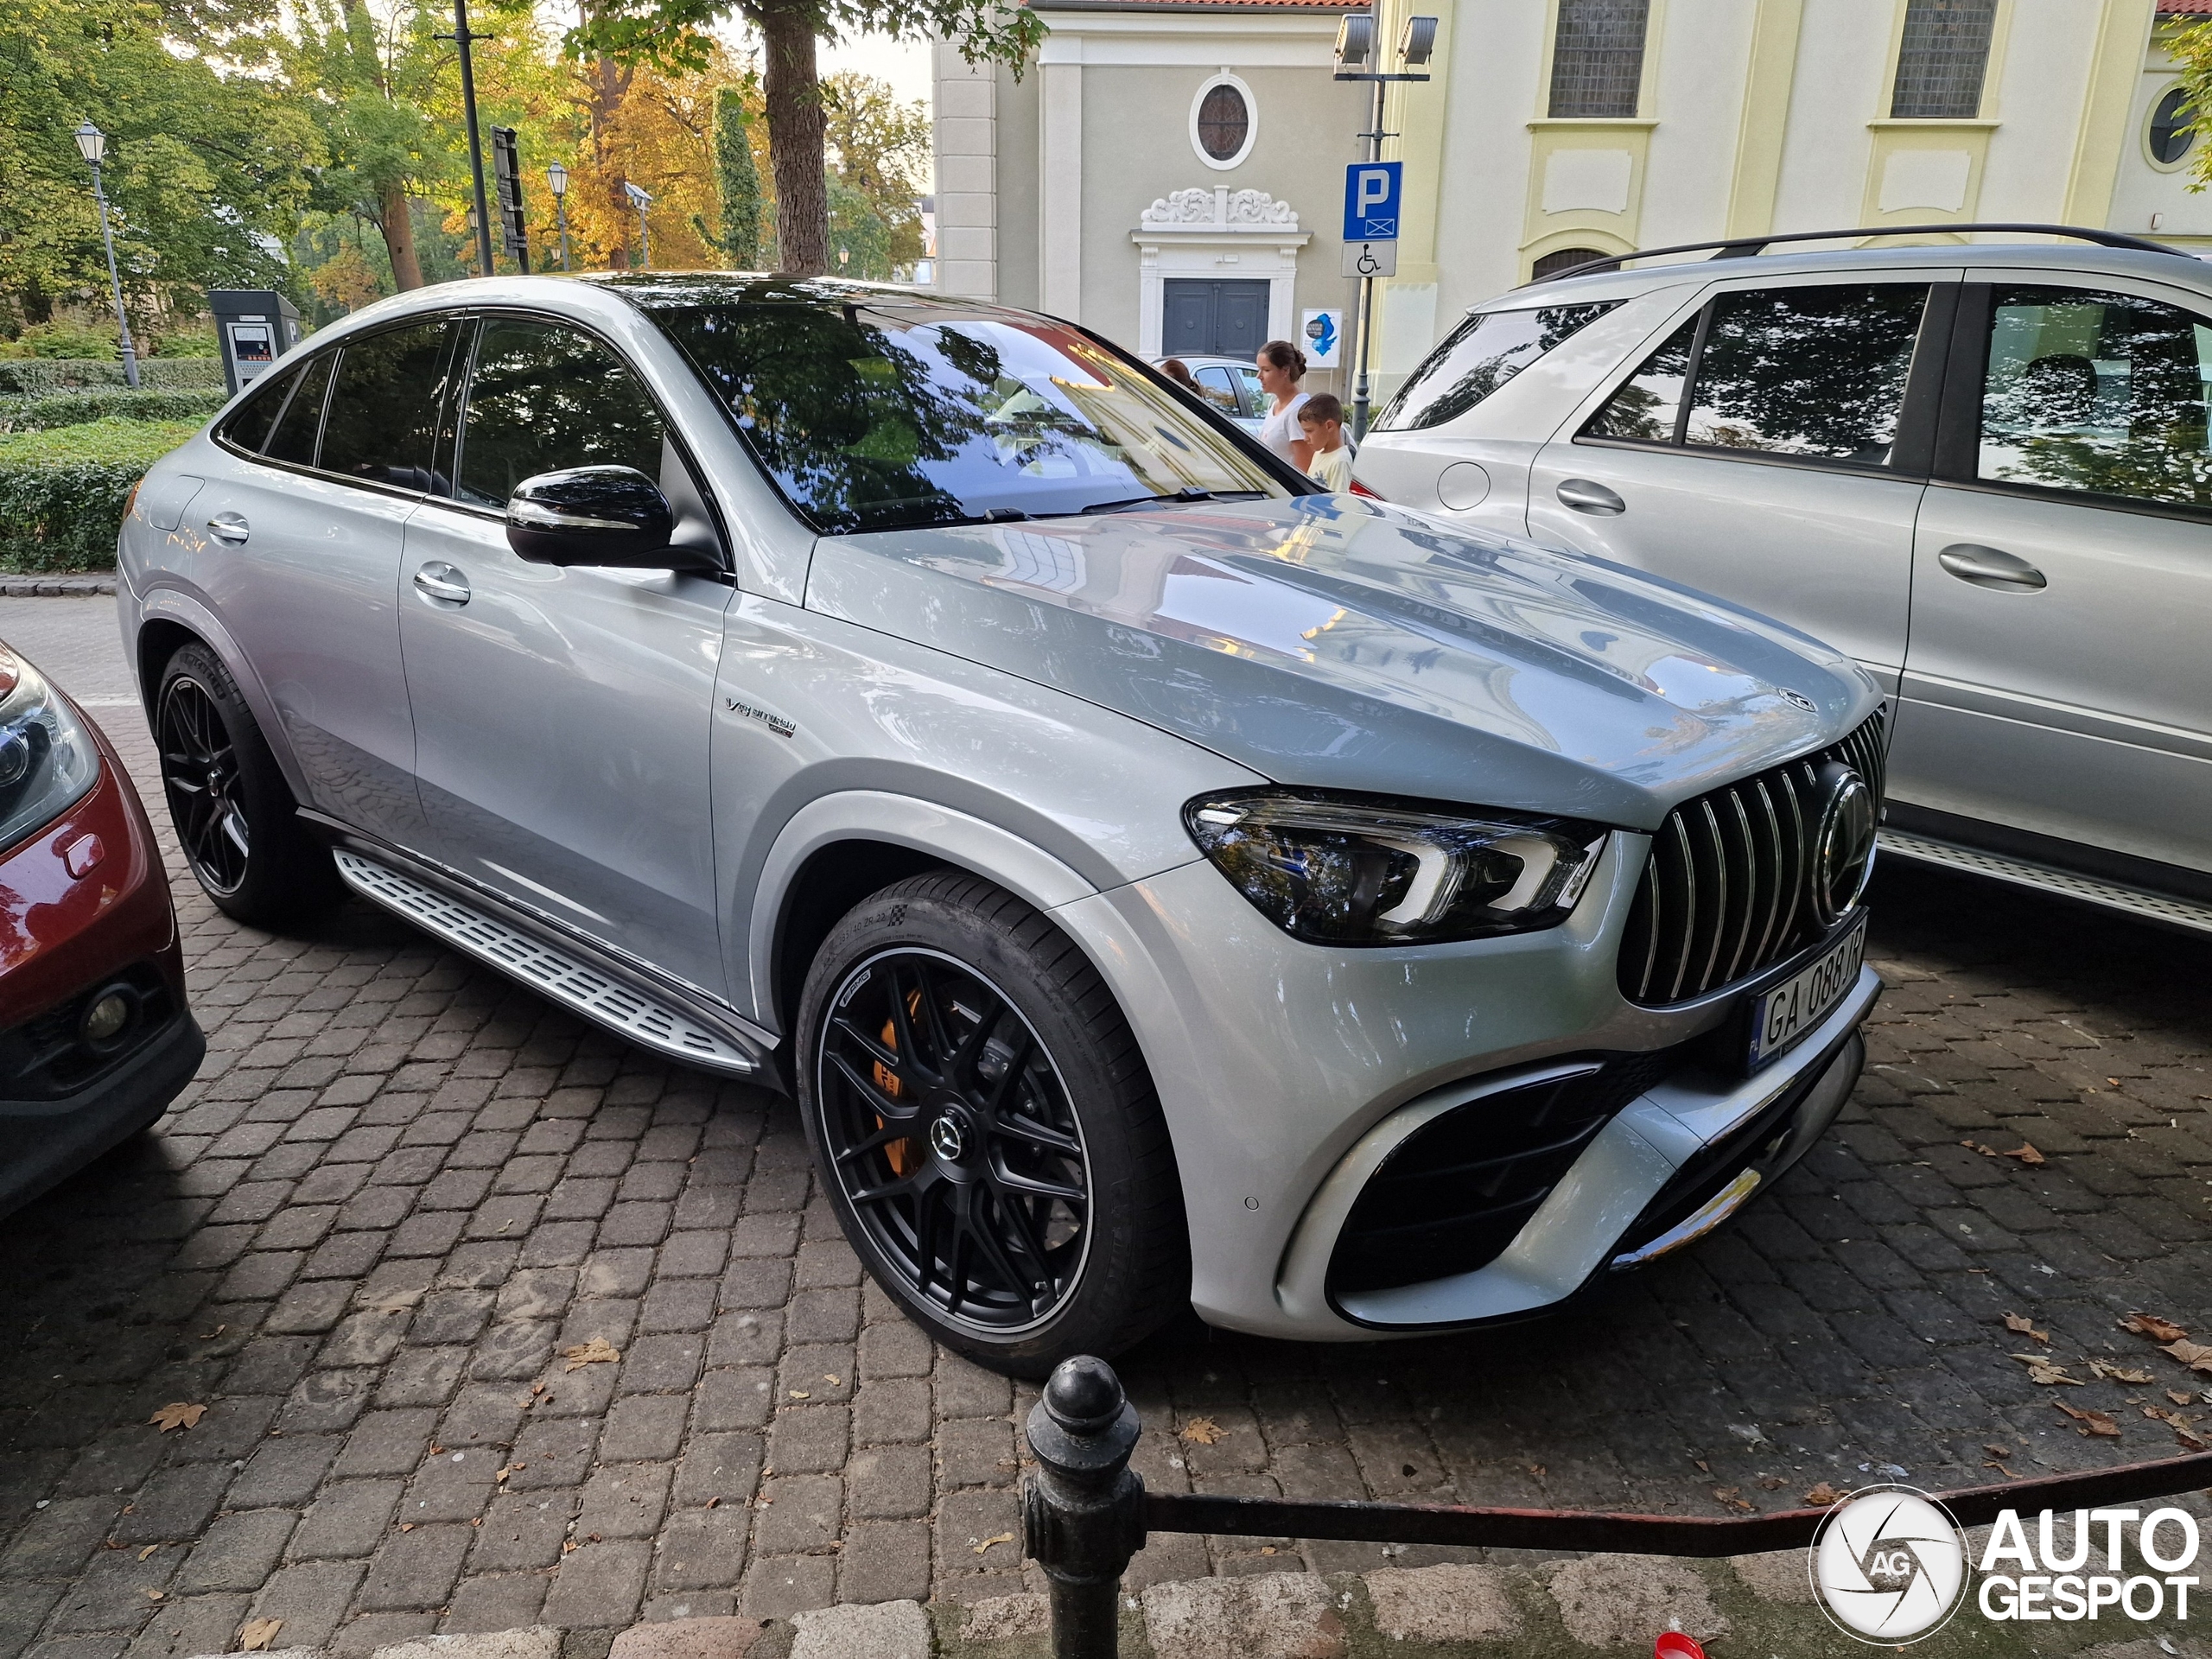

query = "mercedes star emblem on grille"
[1811,762,1878,925]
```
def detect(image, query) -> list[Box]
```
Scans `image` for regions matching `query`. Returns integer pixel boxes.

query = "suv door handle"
[1936,543,2047,591]
[412,563,472,605]
[205,512,250,545]
[1556,478,1626,516]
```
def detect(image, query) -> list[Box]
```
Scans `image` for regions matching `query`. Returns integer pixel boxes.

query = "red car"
[0,637,201,1211]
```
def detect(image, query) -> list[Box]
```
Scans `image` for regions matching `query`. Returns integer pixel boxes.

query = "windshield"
[645,296,1290,534]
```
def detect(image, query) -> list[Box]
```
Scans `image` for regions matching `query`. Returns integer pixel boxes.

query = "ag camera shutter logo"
[1809,1484,1970,1643]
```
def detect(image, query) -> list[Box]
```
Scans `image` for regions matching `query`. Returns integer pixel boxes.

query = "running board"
[1878,830,2212,935]
[333,850,763,1076]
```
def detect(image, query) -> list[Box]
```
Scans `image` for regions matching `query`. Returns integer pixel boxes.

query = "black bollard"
[1021,1355,1147,1659]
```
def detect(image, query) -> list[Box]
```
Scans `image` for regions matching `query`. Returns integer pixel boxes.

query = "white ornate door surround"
[1131,188,1310,358]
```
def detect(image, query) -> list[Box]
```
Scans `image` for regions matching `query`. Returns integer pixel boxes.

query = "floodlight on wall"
[1400,16,1439,69]
[1334,11,1375,72]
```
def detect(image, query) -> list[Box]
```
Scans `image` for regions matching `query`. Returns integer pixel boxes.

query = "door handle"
[1556,478,1626,516]
[205,512,250,545]
[412,563,472,605]
[1936,543,2046,591]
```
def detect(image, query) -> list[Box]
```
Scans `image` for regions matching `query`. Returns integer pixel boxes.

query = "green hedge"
[0,418,198,573]
[0,359,226,396]
[0,387,228,432]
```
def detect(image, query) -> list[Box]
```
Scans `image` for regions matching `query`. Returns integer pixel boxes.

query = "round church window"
[1196,84,1250,162]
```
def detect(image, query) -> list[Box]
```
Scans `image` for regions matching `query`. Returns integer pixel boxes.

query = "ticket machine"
[210,289,301,397]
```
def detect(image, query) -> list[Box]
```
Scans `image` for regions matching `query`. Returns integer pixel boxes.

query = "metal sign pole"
[1351,74,1385,439]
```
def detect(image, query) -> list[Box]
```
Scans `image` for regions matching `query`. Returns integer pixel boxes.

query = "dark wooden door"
[1162,280,1273,357]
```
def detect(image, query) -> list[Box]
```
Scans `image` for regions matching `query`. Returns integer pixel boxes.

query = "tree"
[0,0,316,336]
[823,71,927,275]
[2172,20,2212,194]
[565,0,1040,277]
[700,84,764,267]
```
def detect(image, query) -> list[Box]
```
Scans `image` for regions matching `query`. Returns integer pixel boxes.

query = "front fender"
[743,789,1098,1029]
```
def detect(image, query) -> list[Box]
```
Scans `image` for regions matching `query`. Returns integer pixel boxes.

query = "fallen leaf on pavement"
[237,1619,282,1652]
[2055,1401,2120,1438]
[2002,1143,2047,1166]
[2178,1426,2210,1452]
[1805,1483,1843,1506]
[1984,1444,2012,1458]
[1962,1141,1998,1157]
[563,1338,620,1371]
[2004,1314,2050,1344]
[2171,1391,2196,1407]
[2121,1313,2190,1343]
[1712,1487,1753,1513]
[2010,1354,2083,1386]
[2164,1339,2212,1375]
[2089,1360,2155,1383]
[972,1532,1014,1555]
[137,1546,156,1560]
[562,1540,576,1554]
[146,1591,163,1601]
[1179,1418,1223,1446]
[149,1403,206,1433]
[398,1523,415,1533]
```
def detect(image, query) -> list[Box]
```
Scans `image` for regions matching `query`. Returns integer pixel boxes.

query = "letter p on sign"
[1342,161,1403,242]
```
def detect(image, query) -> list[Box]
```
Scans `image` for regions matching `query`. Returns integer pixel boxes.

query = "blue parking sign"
[1343,162,1402,243]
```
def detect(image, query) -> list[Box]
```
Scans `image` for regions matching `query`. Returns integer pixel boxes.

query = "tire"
[797,872,1188,1376]
[154,641,342,929]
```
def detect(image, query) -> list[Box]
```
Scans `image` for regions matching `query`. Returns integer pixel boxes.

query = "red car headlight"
[0,648,100,855]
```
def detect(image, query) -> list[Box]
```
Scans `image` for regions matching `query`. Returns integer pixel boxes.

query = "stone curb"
[0,574,117,594]
[181,1567,2209,1659]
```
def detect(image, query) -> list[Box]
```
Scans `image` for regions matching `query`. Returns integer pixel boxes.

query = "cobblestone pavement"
[0,596,2207,1659]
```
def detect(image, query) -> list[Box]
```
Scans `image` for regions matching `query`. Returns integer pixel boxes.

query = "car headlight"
[0,649,100,855]
[1183,790,1608,946]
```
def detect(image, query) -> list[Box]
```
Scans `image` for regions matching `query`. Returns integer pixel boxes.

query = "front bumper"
[0,1007,204,1216]
[1049,832,1878,1340]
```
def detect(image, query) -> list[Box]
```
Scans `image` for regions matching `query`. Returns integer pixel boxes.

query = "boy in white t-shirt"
[1299,394,1353,493]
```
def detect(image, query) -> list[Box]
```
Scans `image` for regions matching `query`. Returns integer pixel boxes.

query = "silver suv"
[1357,227,2212,933]
[120,274,1883,1374]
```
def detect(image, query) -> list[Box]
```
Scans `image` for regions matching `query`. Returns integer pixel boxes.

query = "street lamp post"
[442,0,498,277]
[548,162,571,271]
[73,122,139,390]
[623,181,653,270]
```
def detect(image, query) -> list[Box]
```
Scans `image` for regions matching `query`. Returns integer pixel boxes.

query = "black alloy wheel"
[798,871,1187,1375]
[153,642,342,930]
[817,948,1091,1332]
[158,674,250,896]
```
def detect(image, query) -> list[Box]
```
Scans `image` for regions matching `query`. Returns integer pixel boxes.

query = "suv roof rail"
[1531,223,2183,284]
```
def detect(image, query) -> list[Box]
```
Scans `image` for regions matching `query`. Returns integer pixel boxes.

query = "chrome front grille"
[1618,710,1887,1006]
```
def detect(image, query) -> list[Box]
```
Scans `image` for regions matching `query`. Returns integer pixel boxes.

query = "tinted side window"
[220,363,299,453]
[319,322,454,490]
[1377,302,1621,432]
[263,352,334,468]
[1583,316,1695,442]
[1192,366,1243,418]
[1682,284,1927,463]
[1978,285,2212,511]
[454,321,667,510]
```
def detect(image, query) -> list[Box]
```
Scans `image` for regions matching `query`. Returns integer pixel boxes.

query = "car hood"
[804,496,1879,831]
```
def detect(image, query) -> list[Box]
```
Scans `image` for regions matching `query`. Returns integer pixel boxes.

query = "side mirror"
[507,466,696,569]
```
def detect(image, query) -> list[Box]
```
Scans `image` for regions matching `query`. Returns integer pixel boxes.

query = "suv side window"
[454,319,665,510]
[219,361,301,453]
[1584,316,1696,442]
[263,351,335,468]
[1192,365,1243,417]
[319,322,456,491]
[1376,301,1621,432]
[1977,285,2212,512]
[1583,284,1929,466]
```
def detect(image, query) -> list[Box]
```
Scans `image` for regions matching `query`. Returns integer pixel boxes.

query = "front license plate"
[1747,917,1867,1071]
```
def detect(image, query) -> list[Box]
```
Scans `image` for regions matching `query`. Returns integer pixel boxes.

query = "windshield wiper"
[1077,488,1265,515]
